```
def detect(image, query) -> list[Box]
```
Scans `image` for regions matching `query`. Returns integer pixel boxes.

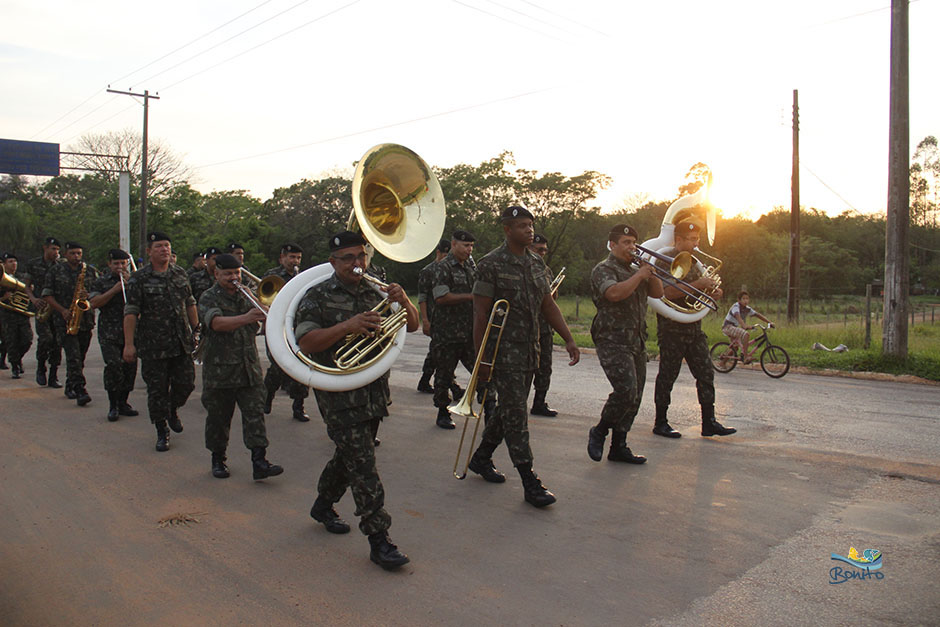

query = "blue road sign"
[0,139,60,176]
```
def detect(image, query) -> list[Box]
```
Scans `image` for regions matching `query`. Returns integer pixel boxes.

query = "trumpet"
[451,299,510,480]
[633,245,717,312]
[549,267,566,297]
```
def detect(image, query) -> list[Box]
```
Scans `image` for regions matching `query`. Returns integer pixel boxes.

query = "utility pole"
[787,89,800,324]
[883,0,909,358]
[106,87,160,261]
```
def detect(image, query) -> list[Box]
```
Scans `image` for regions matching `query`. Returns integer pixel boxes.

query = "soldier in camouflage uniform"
[198,253,283,481]
[416,239,450,394]
[42,242,97,406]
[88,249,139,422]
[586,225,663,464]
[262,243,311,422]
[189,245,221,304]
[123,231,199,452]
[295,231,418,571]
[653,218,735,437]
[468,206,580,508]
[527,233,559,417]
[431,230,477,429]
[0,253,33,379]
[24,237,63,388]
[187,251,205,278]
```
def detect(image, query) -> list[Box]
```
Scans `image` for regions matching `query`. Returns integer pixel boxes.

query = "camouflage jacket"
[189,269,215,304]
[417,260,438,317]
[42,262,98,332]
[472,242,550,370]
[262,265,299,283]
[431,253,475,343]
[294,273,390,427]
[198,283,263,389]
[124,263,196,360]
[24,255,59,297]
[537,265,556,336]
[89,272,128,344]
[590,253,648,346]
[655,246,703,336]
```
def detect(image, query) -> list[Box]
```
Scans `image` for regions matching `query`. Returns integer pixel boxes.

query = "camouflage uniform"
[533,265,556,396]
[294,273,391,536]
[261,265,309,402]
[471,243,551,468]
[124,263,196,424]
[590,254,650,433]
[42,262,98,393]
[198,283,269,453]
[417,259,439,381]
[25,255,62,370]
[188,269,215,305]
[431,253,476,409]
[0,270,33,369]
[89,272,137,394]
[653,248,715,410]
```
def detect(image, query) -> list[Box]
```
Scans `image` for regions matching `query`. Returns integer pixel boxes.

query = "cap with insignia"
[227,242,244,252]
[108,249,130,260]
[148,231,171,244]
[609,224,639,241]
[436,239,451,253]
[44,236,61,247]
[452,229,475,242]
[2,252,17,261]
[64,241,83,250]
[214,253,242,270]
[328,231,368,252]
[501,205,535,222]
[675,218,703,234]
[532,233,548,245]
[204,246,223,257]
[281,243,304,254]
[192,251,204,260]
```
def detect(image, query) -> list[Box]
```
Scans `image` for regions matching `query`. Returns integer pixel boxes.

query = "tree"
[0,199,40,255]
[911,135,938,227]
[677,162,711,198]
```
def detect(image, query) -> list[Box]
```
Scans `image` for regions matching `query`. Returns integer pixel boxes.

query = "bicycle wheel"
[710,342,737,373]
[760,344,790,378]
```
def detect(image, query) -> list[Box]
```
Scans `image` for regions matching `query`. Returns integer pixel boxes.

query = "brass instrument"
[451,299,510,480]
[233,279,270,317]
[633,245,718,312]
[241,268,285,307]
[549,267,566,297]
[66,263,90,335]
[0,271,35,317]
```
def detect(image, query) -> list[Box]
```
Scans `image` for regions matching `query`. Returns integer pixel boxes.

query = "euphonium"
[0,271,35,317]
[66,262,90,335]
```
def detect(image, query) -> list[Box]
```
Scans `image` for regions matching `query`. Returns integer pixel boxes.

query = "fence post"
[864,284,872,349]
[575,295,580,319]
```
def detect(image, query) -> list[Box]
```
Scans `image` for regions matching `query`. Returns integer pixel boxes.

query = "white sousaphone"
[265,143,446,392]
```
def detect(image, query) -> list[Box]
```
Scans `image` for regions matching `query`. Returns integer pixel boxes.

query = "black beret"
[281,243,304,254]
[436,239,451,253]
[148,231,171,244]
[2,252,17,261]
[44,237,61,247]
[532,233,548,245]
[214,253,241,270]
[452,229,475,242]
[328,231,368,252]
[609,224,639,241]
[64,241,83,250]
[108,249,130,261]
[204,246,223,257]
[227,242,244,252]
[501,205,534,221]
[192,251,204,260]
[675,218,704,234]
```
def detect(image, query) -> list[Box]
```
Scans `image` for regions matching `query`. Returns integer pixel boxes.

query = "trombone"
[240,268,285,307]
[451,299,510,480]
[633,245,718,312]
[549,267,566,297]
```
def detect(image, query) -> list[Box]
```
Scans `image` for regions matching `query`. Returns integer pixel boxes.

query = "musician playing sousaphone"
[89,249,139,422]
[294,230,419,571]
[0,252,34,380]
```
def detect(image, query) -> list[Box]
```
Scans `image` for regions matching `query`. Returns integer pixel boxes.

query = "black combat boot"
[607,431,647,464]
[467,452,506,483]
[292,397,310,422]
[251,447,284,480]
[368,531,410,570]
[701,405,736,436]
[518,465,556,508]
[65,384,78,399]
[416,372,434,394]
[211,452,230,478]
[107,391,119,422]
[450,382,464,400]
[155,421,170,452]
[11,362,22,379]
[118,391,139,416]
[530,390,558,417]
[263,386,276,414]
[76,387,92,406]
[587,425,608,462]
[436,406,455,429]
[652,405,681,438]
[35,361,47,386]
[167,408,183,433]
[0,350,7,370]
[47,365,62,388]
[310,496,351,534]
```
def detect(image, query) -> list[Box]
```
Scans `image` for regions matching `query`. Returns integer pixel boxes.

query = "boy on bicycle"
[722,291,773,362]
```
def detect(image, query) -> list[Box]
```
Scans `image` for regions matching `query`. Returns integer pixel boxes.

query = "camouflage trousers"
[533,331,554,394]
[99,341,137,393]
[0,312,33,366]
[140,353,195,425]
[654,330,715,409]
[421,337,437,377]
[35,316,61,367]
[478,368,535,468]
[202,384,269,453]
[264,347,309,400]
[432,338,475,408]
[596,340,647,433]
[55,326,91,392]
[319,418,391,536]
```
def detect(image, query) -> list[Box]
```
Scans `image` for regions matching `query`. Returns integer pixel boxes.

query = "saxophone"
[66,262,90,335]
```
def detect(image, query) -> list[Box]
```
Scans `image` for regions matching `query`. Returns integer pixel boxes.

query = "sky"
[2,0,939,222]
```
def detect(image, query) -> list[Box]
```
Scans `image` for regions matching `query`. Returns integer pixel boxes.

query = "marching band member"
[25,237,63,388]
[527,233,559,417]
[416,239,450,394]
[0,253,33,379]
[189,245,221,303]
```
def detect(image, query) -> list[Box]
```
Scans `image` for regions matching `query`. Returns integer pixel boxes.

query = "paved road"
[1,333,938,625]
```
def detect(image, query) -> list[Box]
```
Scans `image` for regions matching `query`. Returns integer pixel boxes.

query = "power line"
[802,164,859,213]
[479,0,579,38]
[29,89,103,140]
[449,0,570,43]
[44,95,122,141]
[518,0,612,38]
[811,0,923,27]
[61,103,139,147]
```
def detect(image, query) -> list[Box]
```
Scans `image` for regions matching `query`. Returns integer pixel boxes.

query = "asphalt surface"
[1,332,938,626]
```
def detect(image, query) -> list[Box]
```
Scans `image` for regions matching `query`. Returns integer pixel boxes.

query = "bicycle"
[710,323,790,378]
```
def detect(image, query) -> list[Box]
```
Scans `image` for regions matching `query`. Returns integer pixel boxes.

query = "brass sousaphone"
[265,144,445,392]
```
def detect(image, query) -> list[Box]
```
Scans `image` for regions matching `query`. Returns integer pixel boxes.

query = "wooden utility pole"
[883,0,909,357]
[106,87,160,261]
[787,89,800,323]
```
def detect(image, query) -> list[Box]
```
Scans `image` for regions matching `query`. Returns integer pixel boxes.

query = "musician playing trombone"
[653,218,736,437]
[527,233,559,417]
[294,230,418,571]
[586,225,663,463]
[88,249,139,422]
